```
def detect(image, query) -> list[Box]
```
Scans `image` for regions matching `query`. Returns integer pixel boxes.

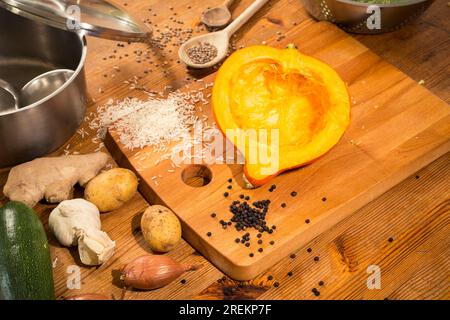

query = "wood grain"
[0,0,449,299]
[105,1,450,280]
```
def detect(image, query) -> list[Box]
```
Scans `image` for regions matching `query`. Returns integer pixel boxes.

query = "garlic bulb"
[49,199,101,246]
[76,227,115,266]
[49,199,115,265]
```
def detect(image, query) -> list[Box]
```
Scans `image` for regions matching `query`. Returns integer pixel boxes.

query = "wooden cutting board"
[105,2,450,280]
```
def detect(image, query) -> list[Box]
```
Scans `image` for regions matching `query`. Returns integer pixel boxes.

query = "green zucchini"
[0,201,55,300]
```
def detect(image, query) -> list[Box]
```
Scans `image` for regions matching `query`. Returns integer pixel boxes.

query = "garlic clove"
[76,227,115,266]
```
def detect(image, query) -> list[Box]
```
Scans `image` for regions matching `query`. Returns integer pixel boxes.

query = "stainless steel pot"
[301,0,434,34]
[0,8,87,167]
[0,0,151,168]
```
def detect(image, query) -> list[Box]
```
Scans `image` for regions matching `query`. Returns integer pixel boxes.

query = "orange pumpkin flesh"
[212,45,351,187]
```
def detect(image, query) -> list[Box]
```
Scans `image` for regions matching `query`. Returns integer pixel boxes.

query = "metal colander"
[301,0,435,34]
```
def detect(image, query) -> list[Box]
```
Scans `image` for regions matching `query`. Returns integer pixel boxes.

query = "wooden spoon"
[179,0,269,69]
[201,0,237,29]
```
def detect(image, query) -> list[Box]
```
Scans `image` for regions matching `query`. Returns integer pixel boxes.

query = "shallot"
[121,255,201,290]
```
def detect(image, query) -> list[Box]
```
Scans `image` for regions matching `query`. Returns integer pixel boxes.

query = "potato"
[85,168,138,212]
[141,205,181,253]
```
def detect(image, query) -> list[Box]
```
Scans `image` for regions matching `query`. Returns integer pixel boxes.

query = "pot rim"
[0,31,87,116]
[336,0,433,8]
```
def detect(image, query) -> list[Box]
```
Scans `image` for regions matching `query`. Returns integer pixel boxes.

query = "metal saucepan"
[301,0,435,34]
[0,9,87,167]
[0,0,151,168]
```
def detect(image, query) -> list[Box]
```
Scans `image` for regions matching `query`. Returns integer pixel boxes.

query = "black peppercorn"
[258,248,263,253]
[228,178,232,183]
[211,213,216,218]
[245,243,250,247]
[322,197,327,202]
[314,256,320,262]
[291,191,297,197]
[207,232,212,237]
[227,185,232,190]
[290,253,296,259]
[235,238,240,243]
[180,279,186,284]
[249,253,254,257]
[307,248,312,253]
[224,192,229,197]
[318,281,324,286]
[269,240,275,245]
[268,275,273,280]
[239,194,245,199]
[281,203,286,208]
[258,239,263,244]
[273,282,279,288]
[287,271,293,277]
[305,219,310,224]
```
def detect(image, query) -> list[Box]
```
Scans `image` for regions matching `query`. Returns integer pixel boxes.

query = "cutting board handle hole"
[182,165,213,187]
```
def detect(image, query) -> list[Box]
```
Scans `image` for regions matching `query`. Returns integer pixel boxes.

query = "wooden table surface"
[0,0,449,300]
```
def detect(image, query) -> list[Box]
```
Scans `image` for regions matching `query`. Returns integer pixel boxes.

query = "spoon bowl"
[178,31,230,69]
[201,6,232,29]
[21,69,74,107]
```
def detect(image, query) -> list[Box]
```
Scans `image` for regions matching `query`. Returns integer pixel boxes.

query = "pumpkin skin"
[212,45,351,187]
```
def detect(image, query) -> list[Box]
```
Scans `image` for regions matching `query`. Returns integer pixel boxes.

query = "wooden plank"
[0,0,448,300]
[105,1,450,280]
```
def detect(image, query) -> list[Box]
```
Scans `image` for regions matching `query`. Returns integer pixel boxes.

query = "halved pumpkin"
[212,45,351,187]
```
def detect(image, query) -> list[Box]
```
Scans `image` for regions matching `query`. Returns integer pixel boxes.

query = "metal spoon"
[20,69,74,107]
[0,78,20,114]
[179,0,269,69]
[201,0,237,29]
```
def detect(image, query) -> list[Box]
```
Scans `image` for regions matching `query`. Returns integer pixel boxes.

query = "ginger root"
[3,152,109,207]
